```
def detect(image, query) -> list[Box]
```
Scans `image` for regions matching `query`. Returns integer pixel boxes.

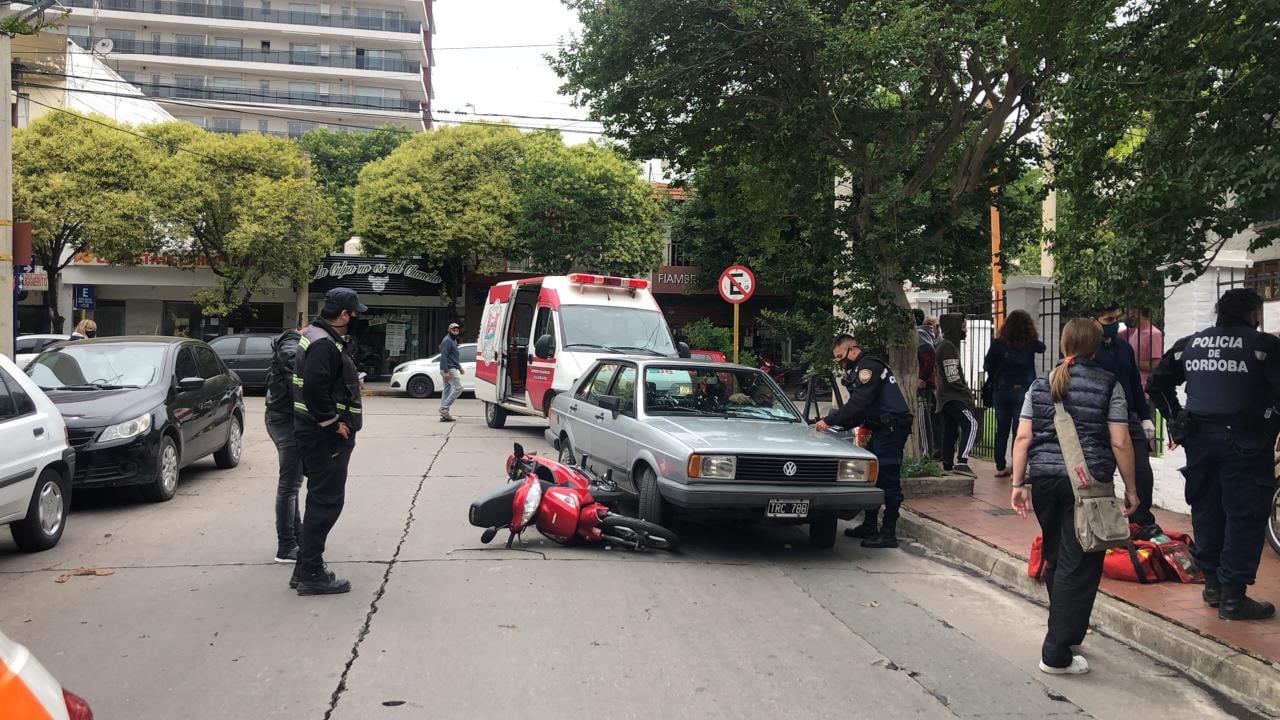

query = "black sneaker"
[952,463,975,476]
[440,412,456,423]
[861,534,899,549]
[296,567,351,596]
[275,547,299,564]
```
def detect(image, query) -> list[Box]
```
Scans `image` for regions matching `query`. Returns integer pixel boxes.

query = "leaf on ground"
[861,601,880,608]
[54,567,115,584]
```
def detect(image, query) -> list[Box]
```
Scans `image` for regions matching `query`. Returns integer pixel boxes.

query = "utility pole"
[0,26,13,359]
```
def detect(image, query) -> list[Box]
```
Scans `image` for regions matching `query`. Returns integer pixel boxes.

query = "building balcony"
[141,82,421,113]
[78,37,420,73]
[60,0,422,33]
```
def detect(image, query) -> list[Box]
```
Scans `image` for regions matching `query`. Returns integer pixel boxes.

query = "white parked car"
[0,354,75,552]
[16,335,72,369]
[388,343,477,399]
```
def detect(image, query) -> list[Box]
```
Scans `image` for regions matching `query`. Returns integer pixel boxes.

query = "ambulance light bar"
[567,273,649,290]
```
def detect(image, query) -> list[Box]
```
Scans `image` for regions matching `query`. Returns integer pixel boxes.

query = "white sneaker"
[1039,655,1089,675]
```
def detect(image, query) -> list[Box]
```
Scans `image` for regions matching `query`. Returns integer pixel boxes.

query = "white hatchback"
[0,354,75,552]
[15,334,72,370]
[389,343,477,399]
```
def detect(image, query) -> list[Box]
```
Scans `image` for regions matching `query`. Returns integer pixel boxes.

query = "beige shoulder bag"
[1053,402,1130,552]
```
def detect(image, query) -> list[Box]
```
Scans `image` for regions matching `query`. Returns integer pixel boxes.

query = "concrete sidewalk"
[901,460,1280,716]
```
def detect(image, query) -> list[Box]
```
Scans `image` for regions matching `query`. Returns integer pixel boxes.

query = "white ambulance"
[474,273,684,427]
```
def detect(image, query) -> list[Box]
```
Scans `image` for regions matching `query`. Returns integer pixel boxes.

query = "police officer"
[1147,289,1280,621]
[816,333,913,549]
[290,287,367,596]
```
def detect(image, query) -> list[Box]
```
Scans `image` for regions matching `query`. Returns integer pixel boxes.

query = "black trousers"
[864,427,909,531]
[1182,426,1274,586]
[993,387,1028,471]
[265,411,305,553]
[1032,473,1106,668]
[916,387,941,458]
[296,427,354,575]
[1127,414,1157,528]
[941,400,978,468]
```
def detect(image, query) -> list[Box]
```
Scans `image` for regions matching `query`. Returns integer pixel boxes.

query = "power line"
[10,42,563,56]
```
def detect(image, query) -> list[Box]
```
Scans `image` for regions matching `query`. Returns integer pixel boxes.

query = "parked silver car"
[545,358,883,548]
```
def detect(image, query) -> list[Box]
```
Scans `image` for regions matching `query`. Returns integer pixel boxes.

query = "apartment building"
[59,0,433,136]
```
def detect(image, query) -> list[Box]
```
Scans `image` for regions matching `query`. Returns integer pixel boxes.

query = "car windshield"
[644,366,798,421]
[559,306,676,356]
[27,345,168,390]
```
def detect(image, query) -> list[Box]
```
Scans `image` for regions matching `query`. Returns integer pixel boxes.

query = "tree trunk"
[883,278,923,459]
[46,268,64,333]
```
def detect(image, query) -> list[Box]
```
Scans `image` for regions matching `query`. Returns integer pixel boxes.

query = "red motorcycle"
[469,444,679,552]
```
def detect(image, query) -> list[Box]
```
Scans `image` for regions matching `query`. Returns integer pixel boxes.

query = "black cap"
[324,287,368,314]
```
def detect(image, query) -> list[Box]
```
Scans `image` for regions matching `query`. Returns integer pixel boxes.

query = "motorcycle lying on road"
[468,443,680,552]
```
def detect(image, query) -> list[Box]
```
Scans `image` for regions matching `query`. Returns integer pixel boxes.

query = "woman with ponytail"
[1010,317,1139,676]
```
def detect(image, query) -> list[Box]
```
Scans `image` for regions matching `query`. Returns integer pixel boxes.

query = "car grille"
[74,462,136,484]
[734,455,839,483]
[67,428,99,449]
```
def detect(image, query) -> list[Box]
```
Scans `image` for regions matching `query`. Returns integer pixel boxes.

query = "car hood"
[643,417,877,459]
[44,386,166,428]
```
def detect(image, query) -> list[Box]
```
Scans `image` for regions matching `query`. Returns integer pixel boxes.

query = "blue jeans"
[993,387,1028,471]
[439,369,464,412]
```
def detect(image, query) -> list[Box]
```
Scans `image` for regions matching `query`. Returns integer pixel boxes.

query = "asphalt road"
[0,395,1254,719]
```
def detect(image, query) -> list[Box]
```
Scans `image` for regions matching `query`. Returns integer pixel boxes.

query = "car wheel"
[558,436,575,465]
[637,466,665,525]
[142,435,180,503]
[407,375,435,399]
[10,468,68,552]
[809,514,838,549]
[214,415,242,469]
[485,402,508,429]
[1267,486,1280,557]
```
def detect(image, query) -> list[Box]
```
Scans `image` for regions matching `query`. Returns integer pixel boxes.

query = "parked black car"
[208,332,278,391]
[25,337,245,502]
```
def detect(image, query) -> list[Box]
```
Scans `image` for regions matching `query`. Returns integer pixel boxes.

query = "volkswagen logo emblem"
[782,461,798,477]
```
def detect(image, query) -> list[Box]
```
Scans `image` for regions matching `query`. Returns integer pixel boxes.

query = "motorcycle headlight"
[98,413,153,443]
[520,480,542,527]
[687,454,735,480]
[838,458,878,483]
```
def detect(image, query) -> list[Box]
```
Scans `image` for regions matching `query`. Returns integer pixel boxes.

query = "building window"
[259,79,271,90]
[105,29,135,52]
[213,37,243,49]
[119,70,136,83]
[287,121,318,138]
[289,42,319,65]
[1246,260,1280,301]
[177,115,207,128]
[67,26,91,48]
[212,77,241,89]
[288,81,319,95]
[212,118,241,133]
[668,238,691,266]
[258,119,270,133]
[15,94,29,129]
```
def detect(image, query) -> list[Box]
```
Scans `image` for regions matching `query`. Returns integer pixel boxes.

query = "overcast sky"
[430,0,605,142]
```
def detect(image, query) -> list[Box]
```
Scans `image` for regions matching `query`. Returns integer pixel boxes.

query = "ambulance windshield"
[559,306,676,356]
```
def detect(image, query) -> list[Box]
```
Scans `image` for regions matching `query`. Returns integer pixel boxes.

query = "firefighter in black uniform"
[816,333,913,549]
[1147,289,1280,621]
[290,287,367,596]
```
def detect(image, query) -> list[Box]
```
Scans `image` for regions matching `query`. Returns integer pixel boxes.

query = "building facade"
[59,0,434,136]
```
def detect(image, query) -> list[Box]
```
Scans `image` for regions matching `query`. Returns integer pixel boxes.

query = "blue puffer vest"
[1027,360,1119,484]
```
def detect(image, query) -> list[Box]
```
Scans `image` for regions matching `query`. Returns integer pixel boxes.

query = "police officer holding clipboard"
[816,333,913,549]
[1147,289,1280,621]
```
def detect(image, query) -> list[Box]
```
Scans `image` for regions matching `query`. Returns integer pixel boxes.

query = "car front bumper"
[656,476,883,520]
[389,370,411,391]
[71,436,159,489]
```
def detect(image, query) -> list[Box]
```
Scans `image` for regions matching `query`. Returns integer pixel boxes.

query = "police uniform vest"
[841,355,912,426]
[1026,361,1117,483]
[1181,325,1268,421]
[292,323,363,432]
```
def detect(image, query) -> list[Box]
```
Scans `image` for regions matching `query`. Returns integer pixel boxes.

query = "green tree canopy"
[1046,0,1280,308]
[515,134,665,276]
[145,123,338,322]
[297,126,409,242]
[353,123,526,308]
[14,111,160,331]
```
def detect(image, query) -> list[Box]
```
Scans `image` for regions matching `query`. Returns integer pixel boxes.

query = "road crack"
[323,427,454,720]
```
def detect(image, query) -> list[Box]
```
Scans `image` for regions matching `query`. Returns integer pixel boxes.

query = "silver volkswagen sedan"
[545,358,883,548]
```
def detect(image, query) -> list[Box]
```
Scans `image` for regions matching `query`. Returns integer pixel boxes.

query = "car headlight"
[520,480,542,527]
[98,413,153,443]
[393,363,409,375]
[838,458,879,483]
[687,454,735,480]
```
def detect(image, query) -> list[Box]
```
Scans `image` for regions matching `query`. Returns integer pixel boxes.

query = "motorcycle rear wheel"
[599,514,679,552]
[1267,486,1280,556]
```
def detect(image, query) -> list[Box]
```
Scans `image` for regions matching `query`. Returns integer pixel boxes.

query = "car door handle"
[594,413,605,421]
[569,404,579,412]
[33,427,44,437]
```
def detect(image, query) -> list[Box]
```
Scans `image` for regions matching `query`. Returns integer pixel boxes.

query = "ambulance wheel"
[485,402,508,429]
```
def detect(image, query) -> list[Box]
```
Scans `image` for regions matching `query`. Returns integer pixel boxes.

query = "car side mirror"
[534,334,555,360]
[177,376,206,391]
[677,341,691,359]
[598,394,622,418]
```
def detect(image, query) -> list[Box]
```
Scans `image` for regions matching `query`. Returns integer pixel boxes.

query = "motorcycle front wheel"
[599,514,679,552]
[1267,486,1280,556]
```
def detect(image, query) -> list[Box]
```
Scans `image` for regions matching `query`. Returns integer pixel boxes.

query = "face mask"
[86,331,97,338]
[1101,321,1120,339]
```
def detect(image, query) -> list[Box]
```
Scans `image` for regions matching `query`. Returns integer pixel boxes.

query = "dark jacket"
[265,329,300,416]
[1026,360,1119,484]
[1094,336,1150,421]
[935,314,974,410]
[440,333,462,373]
[293,319,363,436]
[984,338,1046,391]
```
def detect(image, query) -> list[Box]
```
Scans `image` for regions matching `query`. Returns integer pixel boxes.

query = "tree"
[14,112,160,332]
[146,123,338,324]
[515,134,665,276]
[353,123,525,311]
[297,126,409,243]
[555,1,1070,386]
[1044,0,1280,309]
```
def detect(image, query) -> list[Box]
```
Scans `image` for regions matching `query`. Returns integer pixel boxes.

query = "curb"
[902,474,974,499]
[899,509,1280,718]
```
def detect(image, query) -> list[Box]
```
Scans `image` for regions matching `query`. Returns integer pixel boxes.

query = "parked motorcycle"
[469,443,680,552]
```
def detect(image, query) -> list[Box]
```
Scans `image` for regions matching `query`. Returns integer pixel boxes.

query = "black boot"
[861,517,898,549]
[1202,574,1221,608]
[296,565,351,596]
[1218,584,1276,621]
[288,563,301,589]
[844,512,879,539]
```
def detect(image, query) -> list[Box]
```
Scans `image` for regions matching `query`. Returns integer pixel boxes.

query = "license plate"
[766,499,809,519]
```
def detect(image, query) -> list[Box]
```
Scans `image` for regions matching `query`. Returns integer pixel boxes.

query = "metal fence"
[925,294,1005,462]
[1217,268,1280,331]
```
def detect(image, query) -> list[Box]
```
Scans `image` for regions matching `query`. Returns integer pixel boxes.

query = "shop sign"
[72,252,210,268]
[650,266,714,295]
[18,268,47,292]
[310,256,443,296]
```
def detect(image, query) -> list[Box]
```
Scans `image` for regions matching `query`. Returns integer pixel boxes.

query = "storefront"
[648,264,796,362]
